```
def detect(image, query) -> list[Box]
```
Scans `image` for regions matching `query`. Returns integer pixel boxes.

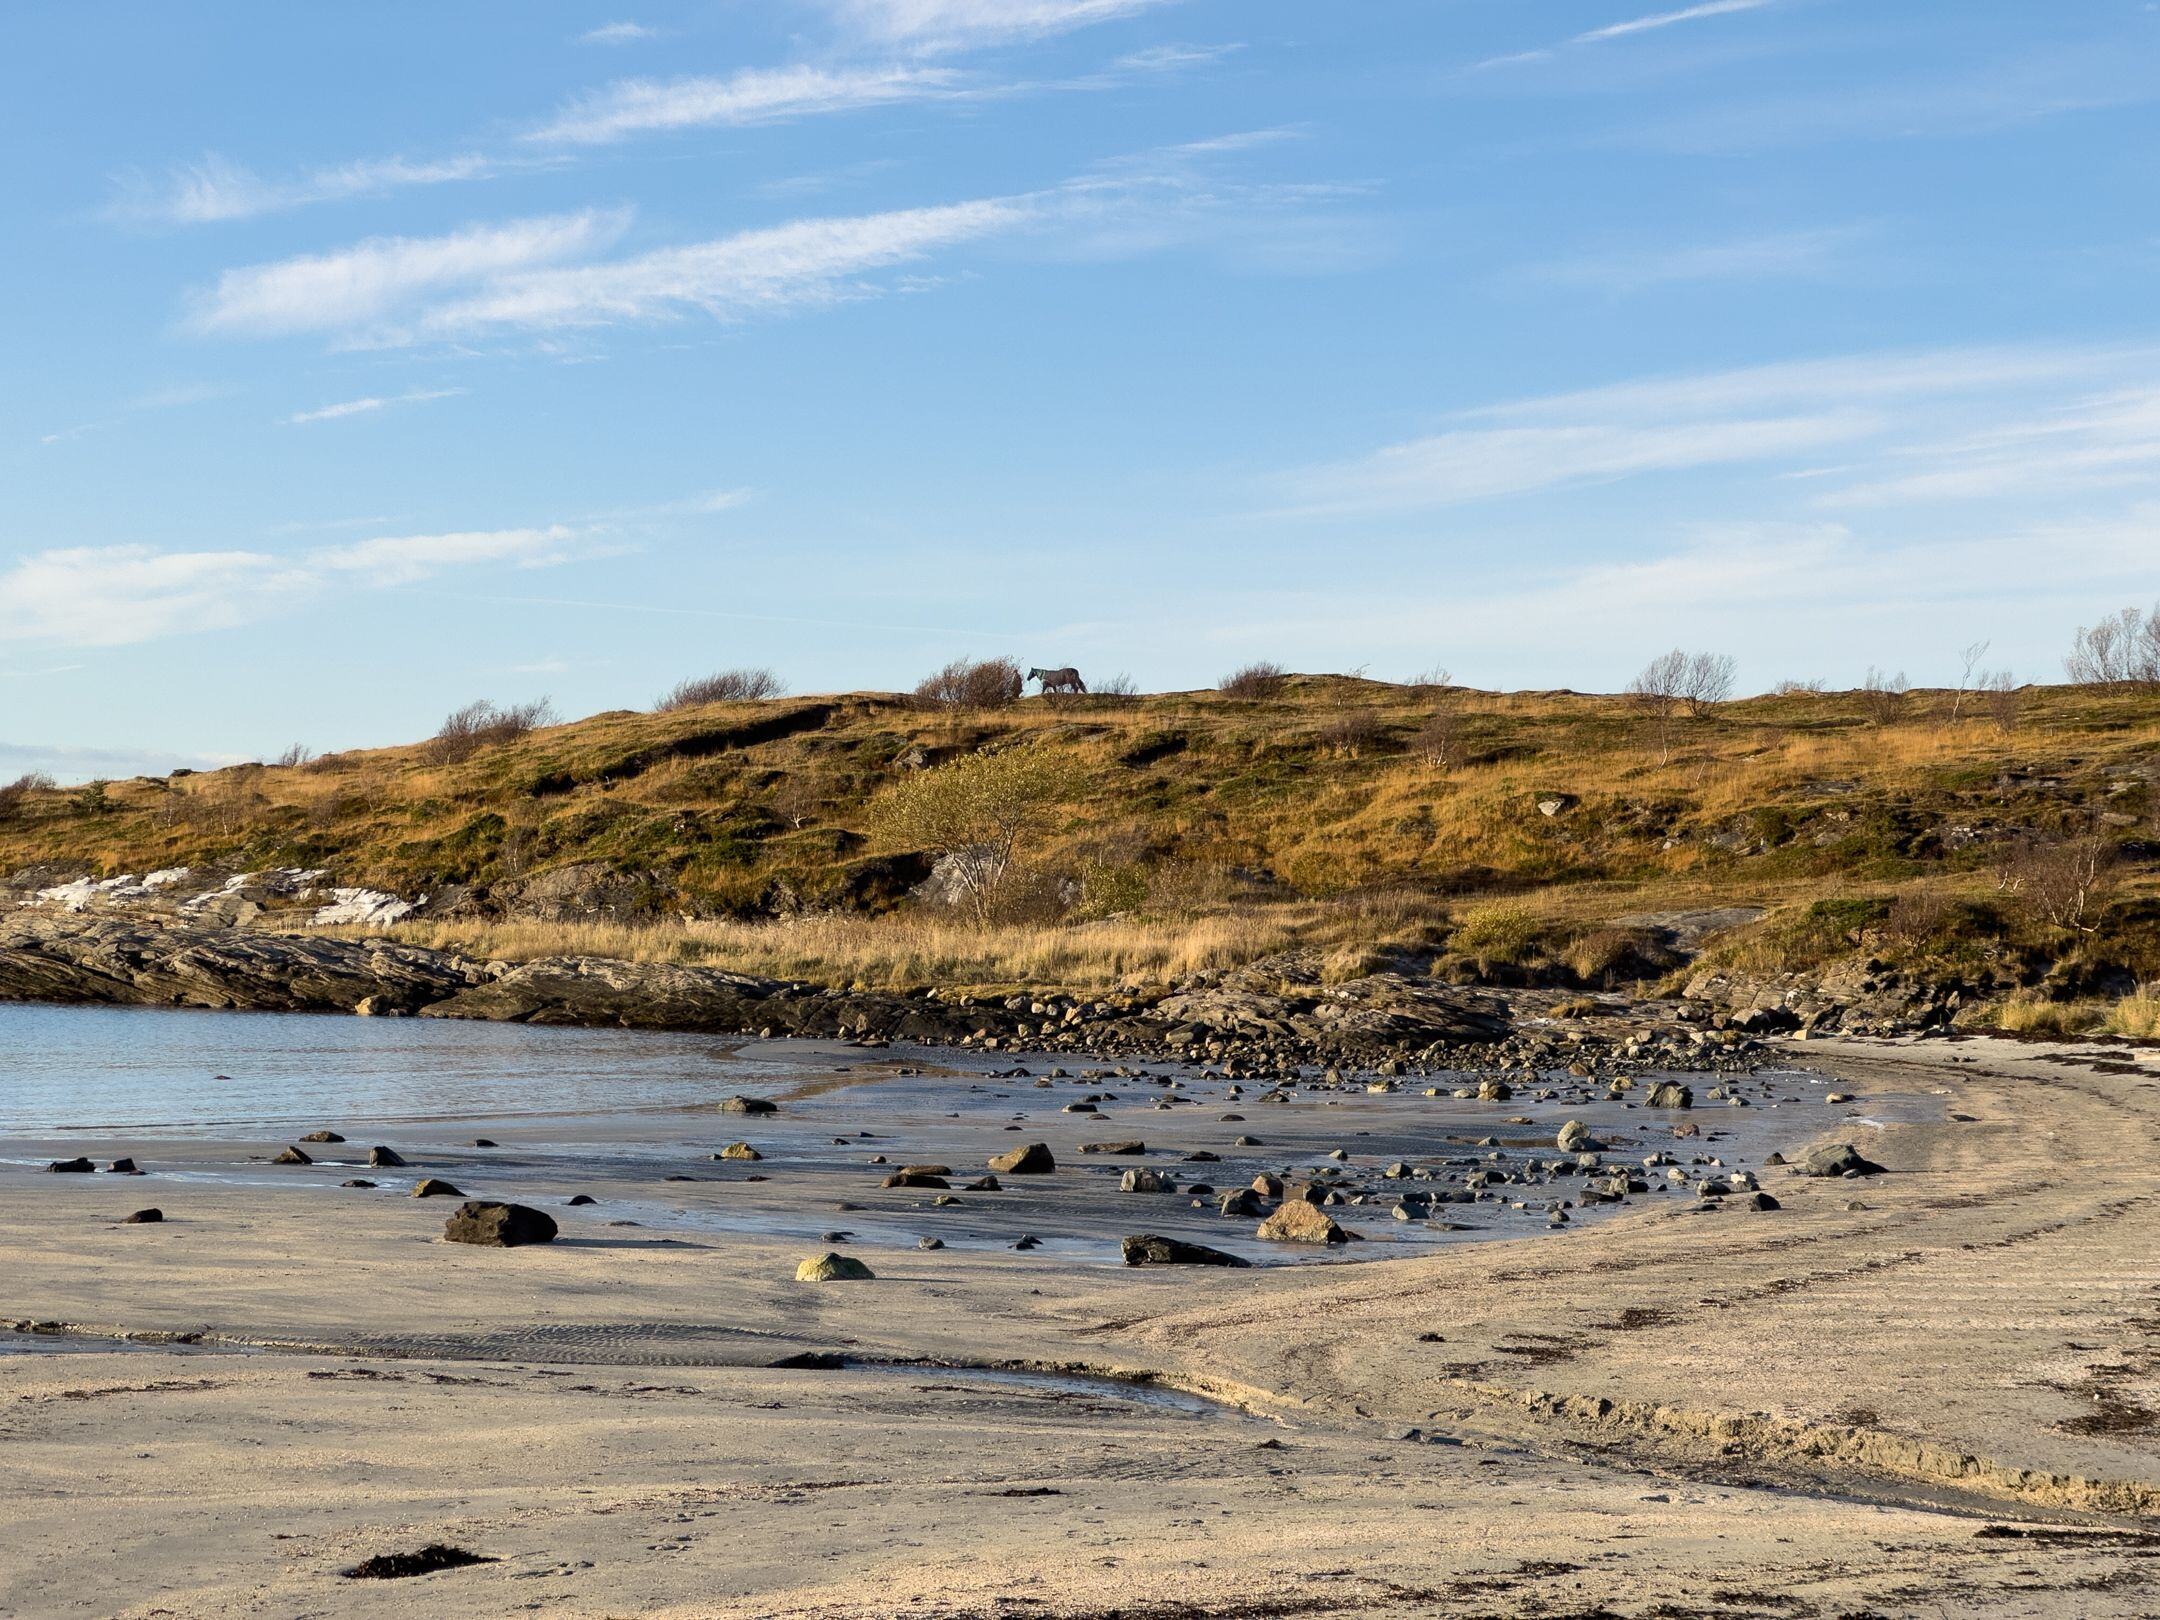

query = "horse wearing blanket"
[1028,666,1087,695]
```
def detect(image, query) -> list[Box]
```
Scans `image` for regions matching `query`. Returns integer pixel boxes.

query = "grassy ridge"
[6,676,2157,1003]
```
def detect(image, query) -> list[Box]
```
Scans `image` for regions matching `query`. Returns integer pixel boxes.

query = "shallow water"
[0,1002,1871,1266]
[0,1002,758,1134]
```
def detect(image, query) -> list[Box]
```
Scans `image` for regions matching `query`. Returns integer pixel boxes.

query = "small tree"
[1948,640,1990,723]
[2065,602,2160,688]
[1997,835,2117,933]
[871,747,1080,921]
[1627,650,1730,761]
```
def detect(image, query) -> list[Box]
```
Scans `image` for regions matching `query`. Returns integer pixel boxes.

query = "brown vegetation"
[656,668,786,710]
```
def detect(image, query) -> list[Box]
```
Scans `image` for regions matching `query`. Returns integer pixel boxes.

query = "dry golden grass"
[2102,993,2160,1039]
[356,909,1306,993]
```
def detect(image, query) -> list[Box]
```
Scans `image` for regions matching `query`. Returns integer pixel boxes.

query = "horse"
[1027,666,1087,696]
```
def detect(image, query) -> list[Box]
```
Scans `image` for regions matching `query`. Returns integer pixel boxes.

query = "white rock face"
[310,888,419,927]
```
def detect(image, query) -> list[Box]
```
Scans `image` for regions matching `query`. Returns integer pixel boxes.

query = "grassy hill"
[6,675,2158,1020]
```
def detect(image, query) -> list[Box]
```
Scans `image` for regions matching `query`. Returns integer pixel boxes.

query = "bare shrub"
[1092,672,1139,698]
[1219,662,1288,700]
[0,771,57,815]
[2065,602,2160,688]
[1858,667,1910,726]
[1631,649,1736,718]
[1882,890,1957,949]
[428,698,558,764]
[655,668,786,710]
[1319,709,1381,758]
[274,744,314,769]
[1413,707,1461,769]
[1771,677,1826,695]
[1983,670,2020,734]
[1995,835,2117,933]
[913,656,1023,711]
[1407,665,1452,691]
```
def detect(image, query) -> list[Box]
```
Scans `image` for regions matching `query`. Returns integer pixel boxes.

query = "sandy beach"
[4,1027,2158,1617]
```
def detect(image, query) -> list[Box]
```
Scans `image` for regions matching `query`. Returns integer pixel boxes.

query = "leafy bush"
[1451,902,1544,965]
[656,668,786,710]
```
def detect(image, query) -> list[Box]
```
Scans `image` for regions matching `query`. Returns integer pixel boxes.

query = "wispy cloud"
[184,137,1360,346]
[821,0,1177,52]
[1526,226,1865,293]
[578,20,656,45]
[1479,0,1777,70]
[285,387,465,426]
[412,197,1031,337]
[184,210,630,338]
[1573,0,1776,46]
[0,526,605,649]
[110,152,502,227]
[1280,345,2160,515]
[529,63,964,144]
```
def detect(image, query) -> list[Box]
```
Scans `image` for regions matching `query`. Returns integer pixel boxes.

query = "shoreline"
[5,1017,2160,1614]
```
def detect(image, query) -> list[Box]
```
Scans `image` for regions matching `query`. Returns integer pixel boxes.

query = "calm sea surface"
[0,1002,754,1135]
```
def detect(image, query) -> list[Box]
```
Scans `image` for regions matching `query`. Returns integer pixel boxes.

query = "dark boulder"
[1800,1142,1885,1178]
[273,1146,313,1165]
[720,1095,777,1116]
[988,1142,1055,1175]
[300,1130,346,1144]
[47,1157,94,1173]
[1121,1234,1252,1268]
[412,1178,463,1198]
[123,1208,163,1224]
[443,1200,558,1247]
[368,1146,407,1168]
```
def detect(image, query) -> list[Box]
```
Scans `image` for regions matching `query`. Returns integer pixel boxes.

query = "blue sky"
[5,0,2160,780]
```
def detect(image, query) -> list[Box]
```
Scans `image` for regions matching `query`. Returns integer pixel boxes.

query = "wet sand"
[3,1031,2158,1617]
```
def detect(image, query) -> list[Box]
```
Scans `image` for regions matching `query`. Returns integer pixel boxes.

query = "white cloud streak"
[1526,226,1863,292]
[285,388,464,426]
[579,21,657,45]
[184,138,1352,346]
[822,0,1175,51]
[1478,0,1777,70]
[184,210,630,338]
[1572,0,1776,46]
[1282,345,2160,515]
[0,527,600,649]
[530,63,964,144]
[111,152,501,227]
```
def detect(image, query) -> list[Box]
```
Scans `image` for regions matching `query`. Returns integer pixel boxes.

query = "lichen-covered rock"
[796,1252,873,1281]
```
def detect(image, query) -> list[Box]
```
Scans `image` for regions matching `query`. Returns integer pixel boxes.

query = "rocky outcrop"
[0,913,482,1014]
[1683,960,1964,1036]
